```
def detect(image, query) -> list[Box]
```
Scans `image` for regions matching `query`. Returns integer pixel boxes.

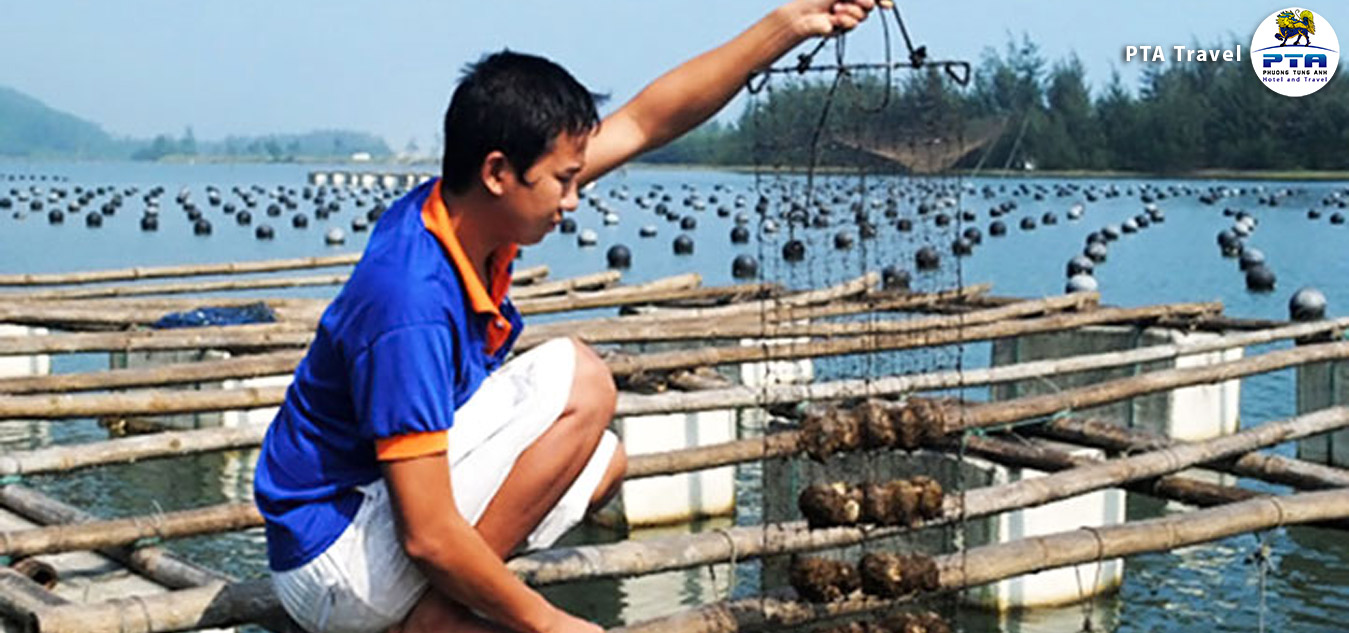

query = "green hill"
[0,85,118,158]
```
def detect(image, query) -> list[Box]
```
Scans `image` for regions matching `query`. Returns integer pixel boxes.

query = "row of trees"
[132,127,393,162]
[641,36,1349,173]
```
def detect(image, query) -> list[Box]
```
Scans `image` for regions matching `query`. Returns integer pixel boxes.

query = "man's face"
[496,131,588,246]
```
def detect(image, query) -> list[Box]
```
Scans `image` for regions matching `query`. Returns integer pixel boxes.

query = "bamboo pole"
[509,271,622,299]
[29,578,283,633]
[611,488,1349,633]
[603,301,1221,377]
[524,291,1096,348]
[1031,416,1349,490]
[507,405,1349,585]
[615,315,1349,416]
[0,324,313,356]
[0,424,269,477]
[0,351,304,395]
[952,340,1349,433]
[515,273,702,314]
[14,274,351,301]
[0,568,68,624]
[0,254,363,287]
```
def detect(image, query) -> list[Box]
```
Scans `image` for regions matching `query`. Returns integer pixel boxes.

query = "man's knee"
[568,337,617,424]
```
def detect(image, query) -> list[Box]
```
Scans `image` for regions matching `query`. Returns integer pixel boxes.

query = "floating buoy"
[267,204,282,217]
[881,266,911,291]
[988,220,1006,236]
[673,234,694,255]
[351,216,370,232]
[731,254,758,280]
[730,226,749,244]
[962,227,982,245]
[1019,217,1036,231]
[639,225,658,238]
[85,212,102,228]
[1238,248,1265,271]
[951,237,973,256]
[1309,209,1322,220]
[1289,287,1327,321]
[915,246,940,271]
[834,231,854,250]
[859,222,877,240]
[1067,204,1084,220]
[1041,212,1057,225]
[1101,224,1120,241]
[1134,214,1150,228]
[255,224,275,240]
[680,216,697,230]
[1066,273,1098,294]
[1084,242,1108,263]
[292,213,309,229]
[1245,265,1276,292]
[761,219,779,234]
[606,244,632,269]
[325,227,347,245]
[1067,255,1094,277]
[139,214,158,231]
[1331,212,1345,225]
[577,229,598,247]
[559,218,578,234]
[237,210,253,226]
[193,218,212,235]
[782,239,806,262]
[1121,218,1138,233]
[604,212,620,225]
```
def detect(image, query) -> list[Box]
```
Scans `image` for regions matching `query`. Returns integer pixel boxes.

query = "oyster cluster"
[801,399,947,461]
[799,477,944,529]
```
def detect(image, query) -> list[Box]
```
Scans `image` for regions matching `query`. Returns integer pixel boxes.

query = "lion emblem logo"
[1275,9,1317,46]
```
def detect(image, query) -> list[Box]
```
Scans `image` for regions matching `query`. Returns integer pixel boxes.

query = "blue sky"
[0,1,1313,149]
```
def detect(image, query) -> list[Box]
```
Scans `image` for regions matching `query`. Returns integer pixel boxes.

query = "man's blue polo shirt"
[253,178,524,572]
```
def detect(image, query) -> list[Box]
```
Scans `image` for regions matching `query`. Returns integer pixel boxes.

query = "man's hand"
[782,0,880,39]
[543,610,605,633]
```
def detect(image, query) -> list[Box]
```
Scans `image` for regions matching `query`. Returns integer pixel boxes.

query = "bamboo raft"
[1,254,1348,633]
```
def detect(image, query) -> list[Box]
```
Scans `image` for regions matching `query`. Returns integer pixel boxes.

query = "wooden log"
[1031,416,1349,490]
[953,340,1349,433]
[603,273,880,323]
[603,301,1222,377]
[0,567,68,624]
[615,315,1349,416]
[0,350,304,395]
[0,254,363,287]
[30,578,284,633]
[611,488,1349,633]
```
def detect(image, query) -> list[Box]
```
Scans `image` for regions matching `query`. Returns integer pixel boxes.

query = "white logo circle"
[1249,8,1340,97]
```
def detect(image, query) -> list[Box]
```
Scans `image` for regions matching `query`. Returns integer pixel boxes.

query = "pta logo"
[1250,8,1340,97]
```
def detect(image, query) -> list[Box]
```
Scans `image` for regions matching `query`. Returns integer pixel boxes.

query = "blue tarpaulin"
[153,302,277,329]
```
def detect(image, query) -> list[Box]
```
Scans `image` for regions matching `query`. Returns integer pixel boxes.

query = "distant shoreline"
[627,162,1349,182]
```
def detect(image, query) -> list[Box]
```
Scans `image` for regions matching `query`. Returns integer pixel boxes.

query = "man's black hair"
[441,50,600,194]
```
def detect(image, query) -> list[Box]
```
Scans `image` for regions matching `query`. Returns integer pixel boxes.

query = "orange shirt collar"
[421,180,518,316]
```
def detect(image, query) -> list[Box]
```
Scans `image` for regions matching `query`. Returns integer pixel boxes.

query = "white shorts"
[272,337,619,633]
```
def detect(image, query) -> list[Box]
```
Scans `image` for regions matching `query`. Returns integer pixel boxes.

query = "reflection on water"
[4,162,1349,631]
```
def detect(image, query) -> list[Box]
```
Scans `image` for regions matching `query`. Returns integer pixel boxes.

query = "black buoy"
[915,246,940,271]
[1309,209,1322,220]
[640,225,658,238]
[1121,218,1138,233]
[782,239,806,262]
[1331,212,1345,225]
[673,234,694,255]
[292,213,309,229]
[606,244,632,269]
[881,266,911,291]
[1101,224,1120,241]
[896,218,914,232]
[255,224,275,240]
[267,204,282,217]
[934,213,951,227]
[1289,287,1327,321]
[47,209,63,224]
[680,216,697,230]
[952,237,973,256]
[1067,255,1094,277]
[85,212,102,228]
[963,227,982,245]
[834,231,854,250]
[1084,241,1108,263]
[989,220,1007,236]
[730,226,749,244]
[1245,265,1276,292]
[731,254,758,280]
[139,214,158,231]
[1019,216,1036,231]
[1238,248,1265,271]
[1041,212,1057,225]
[237,210,253,226]
[1066,274,1099,294]
[193,218,212,235]
[559,217,578,234]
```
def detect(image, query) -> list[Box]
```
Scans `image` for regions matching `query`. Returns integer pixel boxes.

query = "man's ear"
[480,150,512,197]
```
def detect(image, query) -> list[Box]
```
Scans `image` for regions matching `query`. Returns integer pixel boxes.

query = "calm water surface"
[2,159,1348,632]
